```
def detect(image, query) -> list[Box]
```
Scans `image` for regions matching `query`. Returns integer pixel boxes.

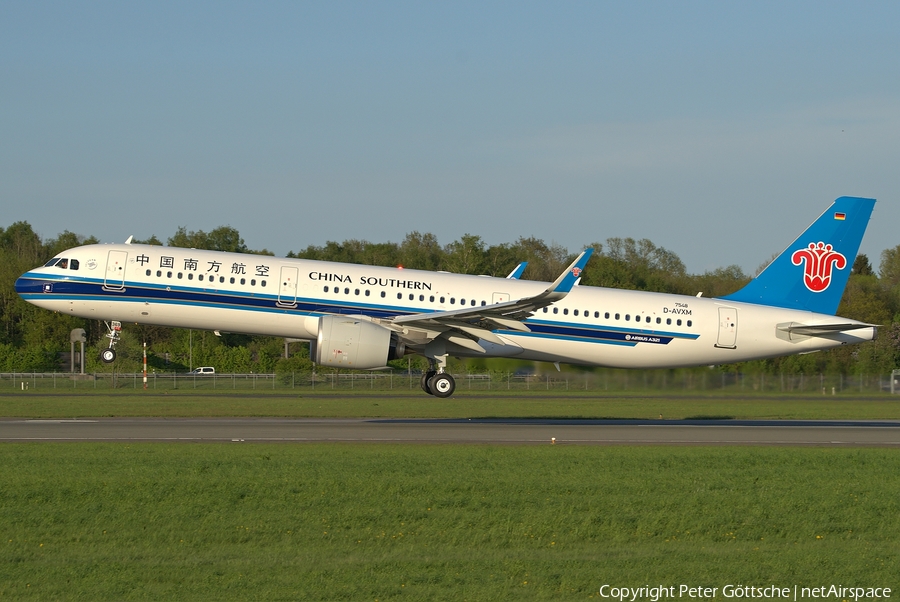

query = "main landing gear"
[419,355,456,398]
[100,320,122,363]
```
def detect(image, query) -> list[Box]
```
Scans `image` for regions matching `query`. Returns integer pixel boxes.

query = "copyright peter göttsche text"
[598,585,892,601]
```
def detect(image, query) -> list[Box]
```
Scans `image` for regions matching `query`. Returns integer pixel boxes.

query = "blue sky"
[2,1,898,274]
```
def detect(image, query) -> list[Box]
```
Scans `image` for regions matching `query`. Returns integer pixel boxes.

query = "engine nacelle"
[310,315,405,369]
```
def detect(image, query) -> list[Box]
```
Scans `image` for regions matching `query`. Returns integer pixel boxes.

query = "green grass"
[1,444,898,600]
[2,390,900,420]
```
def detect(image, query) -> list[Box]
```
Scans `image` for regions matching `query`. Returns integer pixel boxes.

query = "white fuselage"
[16,243,875,368]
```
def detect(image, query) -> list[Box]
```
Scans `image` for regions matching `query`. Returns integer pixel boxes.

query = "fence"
[2,370,899,394]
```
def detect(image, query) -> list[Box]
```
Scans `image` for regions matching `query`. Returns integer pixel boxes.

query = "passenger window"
[230,277,235,284]
[687,320,692,327]
[251,279,256,286]
[656,317,661,324]
[167,271,173,278]
[553,307,558,314]
[381,291,386,298]
[667,318,672,325]
[146,269,151,276]
[677,319,682,326]
[615,313,620,320]
[563,309,568,315]
[450,298,455,305]
[625,315,630,321]
[574,309,579,316]
[605,312,610,319]
[355,289,360,296]
[199,274,204,282]
[261,281,266,287]
[177,273,183,279]
[188,273,194,280]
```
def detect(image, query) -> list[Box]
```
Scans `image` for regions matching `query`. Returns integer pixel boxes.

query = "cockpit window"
[47,257,79,270]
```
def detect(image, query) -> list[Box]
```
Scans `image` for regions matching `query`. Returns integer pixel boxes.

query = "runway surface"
[1,418,899,446]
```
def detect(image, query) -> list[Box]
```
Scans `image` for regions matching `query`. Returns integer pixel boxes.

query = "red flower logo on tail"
[791,242,847,292]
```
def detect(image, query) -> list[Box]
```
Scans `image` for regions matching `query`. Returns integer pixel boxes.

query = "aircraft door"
[104,250,128,291]
[716,306,738,349]
[278,266,299,307]
[492,292,509,304]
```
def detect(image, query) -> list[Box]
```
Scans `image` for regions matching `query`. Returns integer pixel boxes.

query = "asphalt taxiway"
[1,418,899,446]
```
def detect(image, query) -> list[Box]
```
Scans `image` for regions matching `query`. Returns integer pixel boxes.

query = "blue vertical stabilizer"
[720,196,875,315]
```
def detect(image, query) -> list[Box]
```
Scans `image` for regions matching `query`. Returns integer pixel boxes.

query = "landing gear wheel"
[429,373,455,398]
[421,370,437,395]
[101,320,122,364]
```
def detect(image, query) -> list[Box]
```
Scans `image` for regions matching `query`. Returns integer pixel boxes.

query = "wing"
[376,249,593,353]
[506,261,528,279]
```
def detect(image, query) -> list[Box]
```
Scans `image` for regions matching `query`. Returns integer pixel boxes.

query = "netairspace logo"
[598,585,892,601]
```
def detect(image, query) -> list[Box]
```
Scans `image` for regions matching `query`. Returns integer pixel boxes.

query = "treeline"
[1,222,899,376]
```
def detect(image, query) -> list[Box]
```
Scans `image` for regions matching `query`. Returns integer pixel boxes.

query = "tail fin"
[721,196,875,315]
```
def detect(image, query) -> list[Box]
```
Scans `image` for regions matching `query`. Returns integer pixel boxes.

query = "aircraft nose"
[15,274,45,297]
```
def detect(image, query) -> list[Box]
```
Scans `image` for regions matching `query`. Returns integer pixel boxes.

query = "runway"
[1,417,899,446]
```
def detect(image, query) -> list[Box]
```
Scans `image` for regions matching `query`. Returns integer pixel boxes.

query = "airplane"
[15,196,877,398]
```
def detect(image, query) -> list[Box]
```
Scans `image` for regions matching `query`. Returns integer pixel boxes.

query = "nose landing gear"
[100,320,122,363]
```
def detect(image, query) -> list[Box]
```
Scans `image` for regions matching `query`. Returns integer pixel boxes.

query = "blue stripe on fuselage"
[16,273,699,346]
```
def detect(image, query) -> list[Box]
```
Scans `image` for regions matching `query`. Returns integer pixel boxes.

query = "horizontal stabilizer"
[777,322,877,336]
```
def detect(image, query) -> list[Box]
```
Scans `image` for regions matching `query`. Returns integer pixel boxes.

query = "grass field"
[2,444,898,601]
[2,392,898,600]
[2,389,900,420]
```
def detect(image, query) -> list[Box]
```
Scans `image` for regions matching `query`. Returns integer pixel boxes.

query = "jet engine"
[310,315,406,369]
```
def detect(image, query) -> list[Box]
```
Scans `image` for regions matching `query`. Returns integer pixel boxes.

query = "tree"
[398,232,442,271]
[852,254,874,276]
[879,245,900,320]
[443,234,487,275]
[508,237,573,282]
[168,226,248,253]
[584,237,686,293]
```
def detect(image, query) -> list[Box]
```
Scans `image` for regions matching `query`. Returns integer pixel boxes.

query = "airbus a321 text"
[16,197,877,398]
